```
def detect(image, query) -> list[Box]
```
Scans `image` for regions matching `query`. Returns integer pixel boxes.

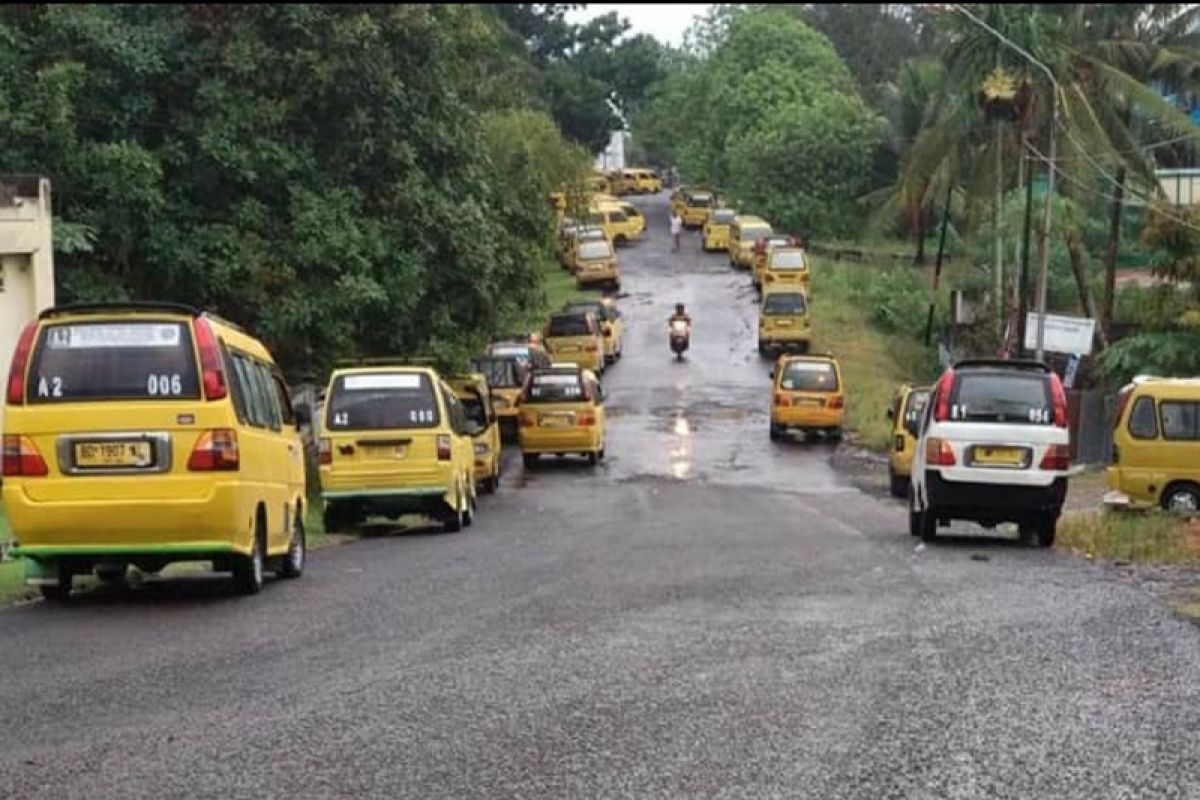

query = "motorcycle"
[669,319,691,360]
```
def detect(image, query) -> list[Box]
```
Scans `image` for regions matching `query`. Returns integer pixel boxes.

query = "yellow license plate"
[366,445,407,459]
[74,441,153,468]
[541,415,573,427]
[775,320,793,328]
[973,447,1026,466]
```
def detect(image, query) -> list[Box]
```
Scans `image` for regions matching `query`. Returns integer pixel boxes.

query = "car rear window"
[28,321,200,403]
[524,373,586,403]
[780,361,839,392]
[713,210,736,224]
[326,372,440,430]
[459,394,488,428]
[470,357,522,388]
[689,194,713,206]
[740,226,772,242]
[763,292,807,315]
[950,371,1053,424]
[578,241,612,260]
[547,315,592,337]
[564,303,609,322]
[770,250,807,270]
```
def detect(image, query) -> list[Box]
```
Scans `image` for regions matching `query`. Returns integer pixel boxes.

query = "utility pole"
[1034,92,1058,362]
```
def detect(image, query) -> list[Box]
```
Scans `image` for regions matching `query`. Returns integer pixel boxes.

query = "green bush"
[1096,331,1200,387]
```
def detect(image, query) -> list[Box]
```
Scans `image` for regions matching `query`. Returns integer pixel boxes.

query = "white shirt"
[670,215,682,235]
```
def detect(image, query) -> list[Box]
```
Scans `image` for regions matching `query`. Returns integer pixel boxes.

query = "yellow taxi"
[628,168,663,194]
[702,208,737,251]
[572,238,620,290]
[561,225,610,271]
[769,354,845,442]
[518,364,607,468]
[758,287,812,356]
[586,174,611,195]
[729,215,773,269]
[3,302,307,599]
[563,298,624,364]
[751,235,800,288]
[588,205,642,247]
[470,354,526,439]
[542,310,605,374]
[1105,377,1200,512]
[669,187,688,218]
[886,383,931,498]
[612,200,647,238]
[447,373,502,495]
[682,190,717,229]
[762,245,812,292]
[319,364,477,533]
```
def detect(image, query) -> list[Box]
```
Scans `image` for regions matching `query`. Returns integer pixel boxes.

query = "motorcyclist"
[668,303,692,327]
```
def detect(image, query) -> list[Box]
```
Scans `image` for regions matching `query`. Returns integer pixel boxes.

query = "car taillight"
[934,369,955,422]
[765,274,775,283]
[2,435,49,477]
[520,412,536,428]
[318,437,332,466]
[828,395,845,410]
[6,322,38,407]
[437,434,452,461]
[1050,374,1069,428]
[193,317,228,401]
[925,436,956,466]
[1040,444,1071,471]
[577,411,596,427]
[585,343,599,352]
[187,429,239,471]
[774,394,790,407]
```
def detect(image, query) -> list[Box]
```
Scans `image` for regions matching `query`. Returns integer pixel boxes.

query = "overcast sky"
[566,4,713,47]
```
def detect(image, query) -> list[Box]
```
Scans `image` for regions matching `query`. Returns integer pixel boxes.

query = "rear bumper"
[760,329,811,344]
[577,269,619,286]
[321,487,452,516]
[519,429,602,454]
[925,471,1067,523]
[772,407,844,429]
[550,351,604,372]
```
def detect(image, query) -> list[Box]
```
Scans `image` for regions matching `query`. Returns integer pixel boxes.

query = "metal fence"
[1068,389,1113,466]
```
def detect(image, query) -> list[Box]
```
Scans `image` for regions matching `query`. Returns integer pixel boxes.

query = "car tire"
[463,495,475,528]
[232,521,266,595]
[615,235,627,247]
[827,428,844,442]
[322,502,347,534]
[912,498,937,542]
[587,451,599,466]
[1036,515,1057,548]
[522,453,539,470]
[95,563,129,587]
[769,423,784,442]
[1161,482,1200,514]
[278,508,306,579]
[40,563,73,602]
[797,341,810,355]
[443,487,465,533]
[483,474,499,495]
[889,468,908,499]
[757,340,767,357]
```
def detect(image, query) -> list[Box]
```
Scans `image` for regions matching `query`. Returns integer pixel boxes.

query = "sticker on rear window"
[343,374,422,390]
[46,324,181,350]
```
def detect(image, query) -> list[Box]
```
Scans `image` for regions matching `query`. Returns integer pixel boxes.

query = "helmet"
[675,303,685,315]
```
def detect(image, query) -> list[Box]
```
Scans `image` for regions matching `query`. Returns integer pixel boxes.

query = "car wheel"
[757,340,767,357]
[615,235,627,247]
[797,341,810,355]
[915,501,937,542]
[522,453,539,470]
[278,508,306,579]
[908,498,921,537]
[1037,514,1058,548]
[232,520,266,595]
[587,451,599,466]
[443,488,465,533]
[1161,483,1200,514]
[40,563,73,602]
[888,468,908,499]
[322,502,347,534]
[769,423,784,442]
[95,563,129,587]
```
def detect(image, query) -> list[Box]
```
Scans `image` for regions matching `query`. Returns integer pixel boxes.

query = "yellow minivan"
[758,288,811,356]
[886,383,931,498]
[470,354,527,439]
[588,206,641,247]
[729,216,773,269]
[1106,377,1200,512]
[3,302,308,599]
[518,365,607,467]
[448,373,502,495]
[319,365,477,533]
[703,208,737,252]
[629,169,663,194]
[769,354,845,442]
[682,190,716,229]
[572,238,621,290]
[752,235,801,289]
[762,246,812,292]
[543,311,605,374]
[563,298,624,364]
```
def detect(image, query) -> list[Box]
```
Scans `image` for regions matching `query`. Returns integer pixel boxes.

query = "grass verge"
[506,256,589,335]
[809,258,939,451]
[1058,510,1200,565]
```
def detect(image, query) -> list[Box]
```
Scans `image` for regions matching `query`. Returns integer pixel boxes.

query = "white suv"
[909,359,1071,546]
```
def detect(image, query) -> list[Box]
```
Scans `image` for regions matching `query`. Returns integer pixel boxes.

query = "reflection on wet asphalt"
[516,192,856,496]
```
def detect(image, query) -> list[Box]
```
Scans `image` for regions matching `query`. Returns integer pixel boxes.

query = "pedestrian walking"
[670,209,682,252]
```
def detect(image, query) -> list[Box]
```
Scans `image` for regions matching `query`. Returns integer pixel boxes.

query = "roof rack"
[953,358,1049,372]
[333,357,438,368]
[40,301,201,320]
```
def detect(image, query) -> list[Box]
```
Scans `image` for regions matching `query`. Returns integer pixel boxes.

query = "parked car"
[572,238,620,290]
[909,359,1071,545]
[469,354,526,439]
[760,244,810,293]
[769,353,845,442]
[758,288,811,357]
[702,208,737,252]
[887,383,931,498]
[752,235,801,289]
[447,373,502,495]
[518,364,607,468]
[728,215,773,269]
[3,302,308,599]
[562,298,624,364]
[1105,376,1200,512]
[682,190,716,229]
[542,311,606,374]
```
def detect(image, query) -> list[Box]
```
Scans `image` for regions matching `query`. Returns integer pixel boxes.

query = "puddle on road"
[669,410,693,480]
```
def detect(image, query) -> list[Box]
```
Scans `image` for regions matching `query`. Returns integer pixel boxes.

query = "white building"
[595,129,630,173]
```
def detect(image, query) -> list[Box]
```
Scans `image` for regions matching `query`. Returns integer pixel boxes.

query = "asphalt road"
[2,194,1200,799]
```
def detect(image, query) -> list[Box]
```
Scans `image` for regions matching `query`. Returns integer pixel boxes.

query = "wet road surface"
[2,194,1200,799]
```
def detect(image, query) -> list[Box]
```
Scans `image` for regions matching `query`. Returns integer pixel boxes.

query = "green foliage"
[0,4,587,379]
[1095,331,1200,387]
[633,8,885,237]
[820,261,934,335]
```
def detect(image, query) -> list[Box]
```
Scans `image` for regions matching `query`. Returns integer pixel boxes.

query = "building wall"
[0,176,55,432]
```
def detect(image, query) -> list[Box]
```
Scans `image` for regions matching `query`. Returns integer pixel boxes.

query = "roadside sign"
[1024,313,1096,356]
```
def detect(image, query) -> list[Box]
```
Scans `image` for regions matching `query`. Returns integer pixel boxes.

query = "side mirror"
[294,403,313,428]
[886,408,895,421]
[768,370,775,380]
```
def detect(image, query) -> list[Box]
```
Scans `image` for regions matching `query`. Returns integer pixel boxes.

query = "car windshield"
[547,315,592,337]
[564,303,608,321]
[951,372,1053,424]
[770,250,807,270]
[29,321,201,403]
[780,361,839,392]
[762,292,807,315]
[579,241,612,260]
[470,357,522,388]
[326,372,440,430]
[524,372,586,403]
[741,226,771,242]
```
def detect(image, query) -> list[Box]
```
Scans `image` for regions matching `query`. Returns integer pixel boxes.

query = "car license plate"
[796,397,823,407]
[541,415,573,427]
[74,441,154,469]
[559,345,579,353]
[775,320,793,328]
[366,444,407,459]
[972,446,1027,467]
